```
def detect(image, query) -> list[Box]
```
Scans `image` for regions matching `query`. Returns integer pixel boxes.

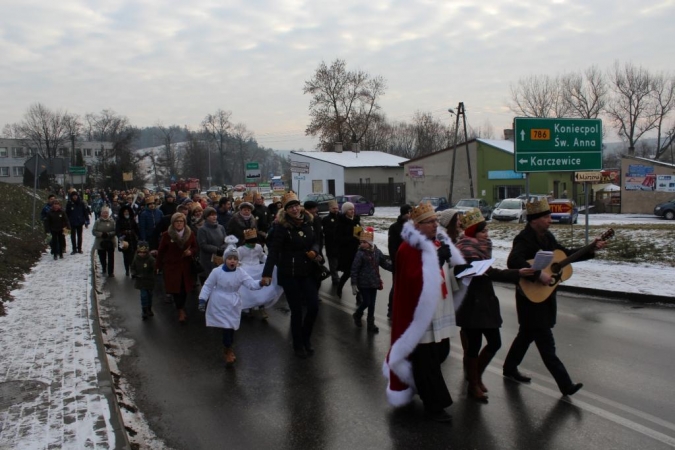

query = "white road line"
[320,292,675,447]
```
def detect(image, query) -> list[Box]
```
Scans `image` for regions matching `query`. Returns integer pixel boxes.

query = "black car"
[421,196,451,212]
[302,193,336,215]
[654,198,675,220]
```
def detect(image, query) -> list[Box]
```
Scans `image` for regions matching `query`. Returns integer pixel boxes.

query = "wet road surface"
[101,259,675,450]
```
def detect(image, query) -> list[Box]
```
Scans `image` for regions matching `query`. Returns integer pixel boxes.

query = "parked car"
[654,199,675,220]
[492,198,527,222]
[234,184,247,192]
[517,193,554,203]
[336,195,375,216]
[302,193,336,215]
[549,199,579,224]
[454,198,493,220]
[420,196,451,212]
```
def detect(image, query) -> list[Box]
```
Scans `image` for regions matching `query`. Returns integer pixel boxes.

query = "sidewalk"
[0,230,127,450]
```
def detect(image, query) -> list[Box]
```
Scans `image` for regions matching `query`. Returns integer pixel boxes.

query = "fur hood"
[276,208,313,228]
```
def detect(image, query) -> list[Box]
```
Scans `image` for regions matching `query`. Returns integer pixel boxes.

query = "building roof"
[291,150,408,168]
[627,155,675,168]
[477,138,514,154]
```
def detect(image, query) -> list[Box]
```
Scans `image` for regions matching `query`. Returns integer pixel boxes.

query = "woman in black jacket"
[335,202,362,300]
[116,204,140,276]
[262,192,321,359]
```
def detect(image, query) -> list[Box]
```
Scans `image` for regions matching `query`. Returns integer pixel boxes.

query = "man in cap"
[502,198,606,396]
[383,202,467,422]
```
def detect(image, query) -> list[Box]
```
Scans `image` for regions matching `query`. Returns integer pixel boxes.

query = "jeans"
[279,274,319,350]
[353,287,377,320]
[70,225,83,252]
[222,329,235,348]
[140,289,153,308]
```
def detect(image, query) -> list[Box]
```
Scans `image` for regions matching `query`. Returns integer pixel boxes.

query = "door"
[327,179,335,196]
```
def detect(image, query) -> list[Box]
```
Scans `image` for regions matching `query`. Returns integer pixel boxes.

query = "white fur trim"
[386,221,444,389]
[386,386,415,407]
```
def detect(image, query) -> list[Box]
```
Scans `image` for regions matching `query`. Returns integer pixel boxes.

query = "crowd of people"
[40,187,608,423]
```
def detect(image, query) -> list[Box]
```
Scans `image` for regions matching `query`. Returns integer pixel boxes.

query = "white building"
[289,150,408,200]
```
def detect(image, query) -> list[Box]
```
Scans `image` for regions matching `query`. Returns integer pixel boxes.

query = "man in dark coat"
[252,192,269,244]
[386,204,412,317]
[502,198,606,396]
[321,200,340,285]
[160,192,178,216]
[335,202,362,300]
[217,197,234,229]
[226,201,257,246]
[65,191,90,254]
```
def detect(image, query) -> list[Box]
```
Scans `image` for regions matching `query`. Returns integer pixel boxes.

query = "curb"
[89,250,132,450]
[557,284,675,305]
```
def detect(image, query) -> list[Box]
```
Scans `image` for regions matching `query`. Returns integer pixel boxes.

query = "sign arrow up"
[520,130,525,141]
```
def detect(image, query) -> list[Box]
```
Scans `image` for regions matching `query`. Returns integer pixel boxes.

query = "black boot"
[142,307,149,320]
[352,312,362,328]
[366,318,379,334]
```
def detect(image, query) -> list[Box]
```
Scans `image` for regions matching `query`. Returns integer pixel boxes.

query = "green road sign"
[245,162,261,182]
[69,166,86,175]
[513,117,602,172]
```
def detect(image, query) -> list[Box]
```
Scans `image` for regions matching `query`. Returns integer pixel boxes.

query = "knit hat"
[171,212,186,225]
[410,202,436,224]
[526,198,551,221]
[342,202,355,214]
[137,241,150,252]
[223,235,239,259]
[238,201,254,211]
[460,208,485,237]
[438,208,460,229]
[203,206,217,218]
[304,200,319,210]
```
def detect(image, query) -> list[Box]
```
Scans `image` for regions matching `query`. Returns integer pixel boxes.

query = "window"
[84,148,92,157]
[0,148,8,158]
[12,166,23,177]
[29,148,38,155]
[58,147,68,156]
[94,148,102,157]
[0,167,9,177]
[11,147,23,157]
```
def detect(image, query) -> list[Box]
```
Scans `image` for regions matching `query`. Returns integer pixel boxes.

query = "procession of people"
[41,185,608,423]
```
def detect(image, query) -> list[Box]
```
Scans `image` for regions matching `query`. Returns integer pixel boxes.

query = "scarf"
[167,225,192,249]
[456,236,493,263]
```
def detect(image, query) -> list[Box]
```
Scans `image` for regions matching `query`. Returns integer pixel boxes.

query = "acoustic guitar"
[519,228,614,303]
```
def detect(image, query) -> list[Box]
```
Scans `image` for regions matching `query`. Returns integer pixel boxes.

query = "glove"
[437,243,451,267]
[216,248,224,257]
[101,232,109,239]
[306,251,317,260]
[454,264,473,276]
[352,285,359,296]
[198,300,207,312]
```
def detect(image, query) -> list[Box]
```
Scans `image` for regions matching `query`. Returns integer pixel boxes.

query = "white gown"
[200,267,263,330]
[237,245,284,310]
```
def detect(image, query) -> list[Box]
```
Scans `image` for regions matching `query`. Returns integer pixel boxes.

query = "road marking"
[320,292,675,447]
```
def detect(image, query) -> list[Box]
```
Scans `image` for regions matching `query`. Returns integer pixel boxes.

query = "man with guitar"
[502,198,608,396]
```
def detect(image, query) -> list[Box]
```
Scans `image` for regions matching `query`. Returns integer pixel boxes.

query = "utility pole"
[447,102,474,204]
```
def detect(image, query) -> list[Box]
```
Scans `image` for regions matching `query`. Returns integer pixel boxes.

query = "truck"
[170,178,201,195]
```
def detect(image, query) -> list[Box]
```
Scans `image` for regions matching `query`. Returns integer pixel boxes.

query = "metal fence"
[344,182,406,206]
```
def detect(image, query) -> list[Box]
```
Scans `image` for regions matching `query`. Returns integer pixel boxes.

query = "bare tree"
[12,103,75,160]
[230,123,254,184]
[561,66,607,119]
[154,123,181,182]
[182,129,209,182]
[508,74,570,118]
[650,72,675,159]
[202,109,232,182]
[304,59,386,151]
[606,61,658,155]
[386,121,417,159]
[412,111,450,157]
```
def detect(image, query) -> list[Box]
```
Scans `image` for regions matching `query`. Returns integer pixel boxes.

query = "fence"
[344,183,406,206]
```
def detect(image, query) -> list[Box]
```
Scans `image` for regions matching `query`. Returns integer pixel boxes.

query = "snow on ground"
[372,207,674,298]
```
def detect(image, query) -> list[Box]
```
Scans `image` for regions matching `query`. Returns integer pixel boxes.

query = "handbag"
[190,257,204,275]
[313,260,331,281]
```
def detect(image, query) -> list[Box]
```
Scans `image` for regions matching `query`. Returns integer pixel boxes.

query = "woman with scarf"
[116,204,140,277]
[455,208,534,402]
[226,199,257,246]
[156,212,199,323]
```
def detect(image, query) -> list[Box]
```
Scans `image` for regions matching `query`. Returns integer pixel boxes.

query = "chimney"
[504,129,514,141]
[334,142,343,153]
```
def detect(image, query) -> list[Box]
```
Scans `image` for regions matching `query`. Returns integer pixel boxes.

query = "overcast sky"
[1,0,673,150]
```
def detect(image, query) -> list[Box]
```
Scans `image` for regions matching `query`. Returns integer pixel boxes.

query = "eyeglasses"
[419,218,439,225]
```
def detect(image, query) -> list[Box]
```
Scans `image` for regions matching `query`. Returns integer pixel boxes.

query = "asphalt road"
[102,259,675,450]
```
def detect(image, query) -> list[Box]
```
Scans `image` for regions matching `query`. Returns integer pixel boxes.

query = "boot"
[352,311,362,328]
[477,348,495,393]
[467,358,488,402]
[367,317,379,333]
[147,307,154,317]
[224,347,236,365]
[142,307,150,320]
[259,308,269,320]
[178,309,187,323]
[460,329,469,381]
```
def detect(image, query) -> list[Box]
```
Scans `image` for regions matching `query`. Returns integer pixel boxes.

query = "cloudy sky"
[1,0,673,150]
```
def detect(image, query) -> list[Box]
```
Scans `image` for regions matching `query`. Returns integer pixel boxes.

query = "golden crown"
[243,193,254,203]
[282,192,300,208]
[243,228,258,240]
[460,208,485,230]
[410,202,437,224]
[272,196,281,203]
[526,198,550,216]
[360,229,374,243]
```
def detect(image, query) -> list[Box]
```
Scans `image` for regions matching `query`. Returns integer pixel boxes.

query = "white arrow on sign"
[520,130,525,141]
[519,158,528,164]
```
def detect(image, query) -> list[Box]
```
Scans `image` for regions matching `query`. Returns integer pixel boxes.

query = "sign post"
[514,118,602,173]
[245,162,261,182]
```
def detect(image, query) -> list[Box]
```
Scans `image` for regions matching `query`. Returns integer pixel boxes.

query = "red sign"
[245,183,258,188]
[550,202,572,213]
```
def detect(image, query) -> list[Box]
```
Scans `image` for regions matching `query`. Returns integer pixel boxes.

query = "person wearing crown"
[262,192,322,359]
[383,202,468,423]
[503,197,606,396]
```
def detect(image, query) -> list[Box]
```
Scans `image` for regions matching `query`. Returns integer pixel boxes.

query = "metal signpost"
[574,171,602,245]
[514,118,602,173]
[290,161,310,197]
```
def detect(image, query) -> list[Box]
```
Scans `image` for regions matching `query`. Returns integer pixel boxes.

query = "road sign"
[514,118,602,172]
[24,155,48,177]
[245,162,261,181]
[574,171,602,183]
[290,161,309,174]
[69,166,86,175]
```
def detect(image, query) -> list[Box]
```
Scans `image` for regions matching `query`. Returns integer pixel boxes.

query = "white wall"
[290,154,345,199]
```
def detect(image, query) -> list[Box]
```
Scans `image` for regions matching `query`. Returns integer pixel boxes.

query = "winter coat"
[160,201,177,217]
[263,209,320,280]
[130,254,156,290]
[321,211,340,257]
[155,226,198,294]
[116,205,139,250]
[387,216,407,267]
[507,224,594,329]
[455,268,520,329]
[226,212,257,247]
[200,266,263,329]
[138,208,163,242]
[336,213,362,272]
[65,197,90,228]
[44,208,70,234]
[217,208,233,229]
[238,244,266,266]
[351,246,392,290]
[197,221,227,274]
[92,217,117,251]
[252,204,269,233]
[41,203,52,222]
